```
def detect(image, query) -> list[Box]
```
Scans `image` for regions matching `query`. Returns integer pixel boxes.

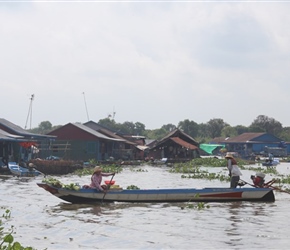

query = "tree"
[122,121,136,134]
[198,123,209,138]
[98,118,117,131]
[250,115,283,136]
[134,122,146,135]
[278,127,290,141]
[28,121,53,134]
[161,124,176,133]
[178,119,199,138]
[144,128,167,140]
[221,126,238,138]
[233,125,250,135]
[39,121,52,131]
[206,118,229,138]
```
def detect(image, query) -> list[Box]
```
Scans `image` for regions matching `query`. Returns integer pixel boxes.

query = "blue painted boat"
[8,162,43,177]
[37,183,275,204]
[262,160,279,167]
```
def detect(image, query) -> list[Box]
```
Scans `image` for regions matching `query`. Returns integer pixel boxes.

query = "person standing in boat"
[225,153,242,188]
[89,166,115,192]
[268,153,273,163]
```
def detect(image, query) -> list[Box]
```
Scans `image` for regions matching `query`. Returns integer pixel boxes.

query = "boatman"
[225,153,242,188]
[88,166,115,192]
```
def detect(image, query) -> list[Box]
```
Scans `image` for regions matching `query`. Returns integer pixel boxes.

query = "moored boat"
[37,183,275,204]
[8,162,43,177]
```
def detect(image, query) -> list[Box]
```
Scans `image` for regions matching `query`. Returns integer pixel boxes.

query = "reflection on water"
[224,202,244,247]
[55,201,181,218]
[1,165,290,249]
[57,202,104,216]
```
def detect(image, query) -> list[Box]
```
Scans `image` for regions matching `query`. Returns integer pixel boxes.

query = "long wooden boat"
[37,183,275,204]
[8,162,43,177]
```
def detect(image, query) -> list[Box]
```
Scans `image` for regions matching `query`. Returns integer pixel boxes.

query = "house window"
[87,142,96,154]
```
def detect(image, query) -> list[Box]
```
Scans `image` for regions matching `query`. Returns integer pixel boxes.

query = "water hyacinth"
[181,195,210,210]
[74,164,123,176]
[0,209,34,250]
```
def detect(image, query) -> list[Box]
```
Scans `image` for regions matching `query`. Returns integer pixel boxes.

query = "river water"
[1,163,290,250]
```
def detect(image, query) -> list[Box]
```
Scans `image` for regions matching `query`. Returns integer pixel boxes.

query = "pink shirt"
[89,173,112,191]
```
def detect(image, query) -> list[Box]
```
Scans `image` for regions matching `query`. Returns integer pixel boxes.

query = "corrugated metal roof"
[154,128,198,148]
[170,137,198,150]
[72,123,124,141]
[225,133,266,143]
[0,128,24,141]
[0,118,56,139]
[161,128,198,144]
[97,128,135,144]
[83,121,135,145]
[0,118,28,134]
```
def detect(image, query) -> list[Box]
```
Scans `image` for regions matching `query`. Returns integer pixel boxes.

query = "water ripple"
[1,164,290,249]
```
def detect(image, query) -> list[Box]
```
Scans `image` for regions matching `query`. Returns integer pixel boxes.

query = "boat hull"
[8,162,42,177]
[262,162,278,167]
[37,183,275,204]
[262,159,279,167]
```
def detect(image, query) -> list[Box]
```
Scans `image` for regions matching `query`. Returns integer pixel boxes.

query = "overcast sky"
[1,1,290,130]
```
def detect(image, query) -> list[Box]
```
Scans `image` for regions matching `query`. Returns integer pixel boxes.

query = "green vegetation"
[169,158,236,182]
[126,185,140,190]
[181,195,210,210]
[42,178,80,190]
[42,177,63,188]
[73,164,123,177]
[28,114,290,142]
[241,165,279,175]
[171,158,248,170]
[0,209,34,250]
[169,160,231,183]
[129,168,148,172]
[170,158,290,194]
[273,175,290,185]
[181,172,230,182]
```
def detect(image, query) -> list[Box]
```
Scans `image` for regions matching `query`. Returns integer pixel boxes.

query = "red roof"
[170,137,198,150]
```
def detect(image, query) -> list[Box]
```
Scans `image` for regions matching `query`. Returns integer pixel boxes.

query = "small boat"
[8,162,43,177]
[37,183,275,204]
[262,158,280,167]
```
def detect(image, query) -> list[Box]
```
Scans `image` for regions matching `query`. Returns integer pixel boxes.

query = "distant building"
[147,128,200,162]
[0,118,55,163]
[47,121,147,161]
[210,132,289,158]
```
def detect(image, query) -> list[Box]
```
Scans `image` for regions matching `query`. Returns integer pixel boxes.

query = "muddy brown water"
[1,164,290,249]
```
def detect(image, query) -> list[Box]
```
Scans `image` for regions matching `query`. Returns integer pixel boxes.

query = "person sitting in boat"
[225,153,242,188]
[87,166,115,192]
[250,172,265,187]
[28,162,35,171]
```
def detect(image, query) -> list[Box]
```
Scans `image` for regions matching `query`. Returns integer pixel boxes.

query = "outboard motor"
[251,172,266,187]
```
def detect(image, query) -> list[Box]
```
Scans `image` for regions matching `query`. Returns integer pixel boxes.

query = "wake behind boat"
[37,182,275,204]
[8,162,43,177]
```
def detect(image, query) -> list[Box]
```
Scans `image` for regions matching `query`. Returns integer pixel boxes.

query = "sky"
[1,0,290,130]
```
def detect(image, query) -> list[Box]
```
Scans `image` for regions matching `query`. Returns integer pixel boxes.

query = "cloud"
[1,2,290,130]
